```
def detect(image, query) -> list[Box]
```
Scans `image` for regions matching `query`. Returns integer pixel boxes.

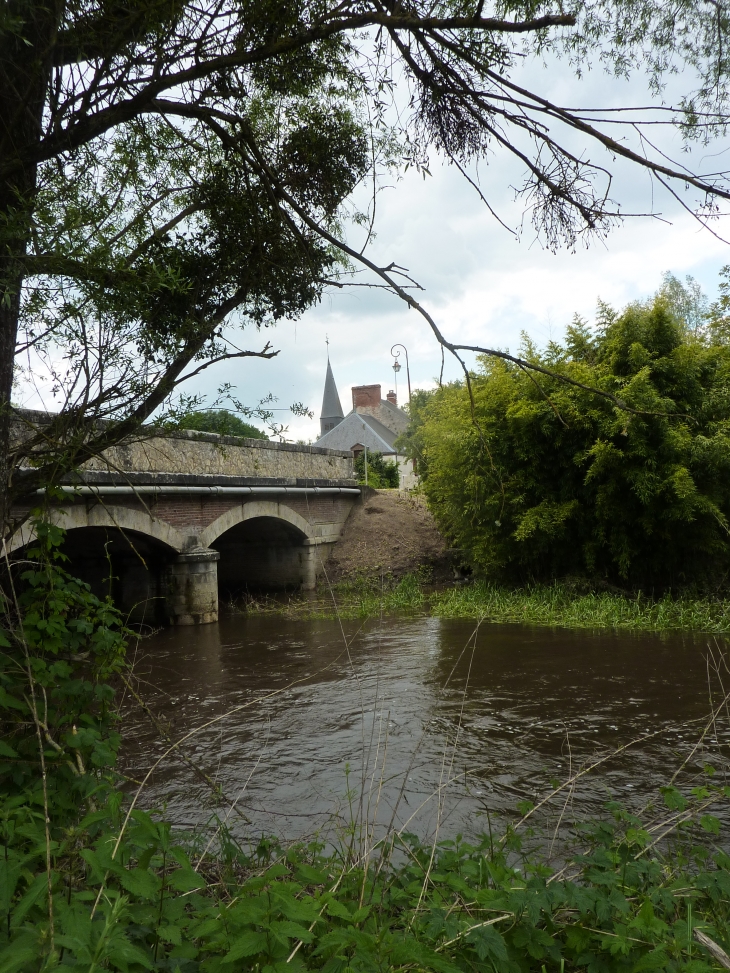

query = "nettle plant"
[0,518,128,820]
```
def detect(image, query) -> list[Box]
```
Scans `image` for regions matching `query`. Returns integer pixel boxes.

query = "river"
[119,614,730,849]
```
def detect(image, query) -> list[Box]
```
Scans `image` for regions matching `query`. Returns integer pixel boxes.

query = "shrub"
[172,409,268,439]
[419,297,730,589]
[354,450,400,488]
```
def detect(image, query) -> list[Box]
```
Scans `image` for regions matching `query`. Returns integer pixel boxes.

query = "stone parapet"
[11,410,353,481]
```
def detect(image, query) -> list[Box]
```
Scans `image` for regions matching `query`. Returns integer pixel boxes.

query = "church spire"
[320,357,344,437]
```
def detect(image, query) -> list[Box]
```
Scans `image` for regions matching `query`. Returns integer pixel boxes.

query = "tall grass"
[431,580,730,633]
[237,571,426,620]
[239,576,730,633]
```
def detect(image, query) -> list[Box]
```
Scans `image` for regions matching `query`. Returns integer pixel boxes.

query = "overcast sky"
[204,55,730,443]
[18,50,730,442]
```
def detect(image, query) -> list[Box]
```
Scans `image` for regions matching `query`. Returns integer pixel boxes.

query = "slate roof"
[376,397,409,429]
[314,411,400,454]
[321,359,344,419]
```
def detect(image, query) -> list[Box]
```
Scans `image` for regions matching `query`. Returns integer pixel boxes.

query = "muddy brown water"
[119,615,730,846]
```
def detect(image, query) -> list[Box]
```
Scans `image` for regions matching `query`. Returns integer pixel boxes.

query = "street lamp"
[390,343,411,406]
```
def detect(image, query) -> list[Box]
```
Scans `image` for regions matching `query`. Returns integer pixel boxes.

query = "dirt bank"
[323,489,450,581]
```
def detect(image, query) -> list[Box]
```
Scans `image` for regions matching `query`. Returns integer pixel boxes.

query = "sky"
[16,47,730,442]
[200,57,730,443]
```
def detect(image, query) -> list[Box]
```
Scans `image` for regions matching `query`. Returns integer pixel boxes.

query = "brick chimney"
[352,384,381,409]
[386,389,398,405]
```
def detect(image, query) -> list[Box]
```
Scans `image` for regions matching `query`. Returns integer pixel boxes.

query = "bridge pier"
[166,548,220,625]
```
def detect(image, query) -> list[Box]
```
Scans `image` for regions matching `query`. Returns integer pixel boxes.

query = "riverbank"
[236,576,730,633]
[6,537,730,971]
[322,488,452,582]
[7,772,730,972]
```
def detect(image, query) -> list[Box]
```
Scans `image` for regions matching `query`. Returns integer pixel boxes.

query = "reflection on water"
[119,614,730,842]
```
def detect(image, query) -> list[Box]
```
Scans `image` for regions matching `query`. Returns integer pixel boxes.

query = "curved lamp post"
[390,343,411,406]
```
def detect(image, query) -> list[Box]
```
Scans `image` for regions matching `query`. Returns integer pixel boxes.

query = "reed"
[239,576,730,633]
[236,571,426,620]
[431,581,730,633]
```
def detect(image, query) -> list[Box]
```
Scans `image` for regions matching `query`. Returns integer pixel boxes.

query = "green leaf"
[295,863,329,885]
[350,905,371,924]
[270,920,313,944]
[700,815,721,835]
[10,872,47,929]
[222,930,270,962]
[158,924,183,946]
[167,865,203,892]
[0,933,39,973]
[117,866,160,899]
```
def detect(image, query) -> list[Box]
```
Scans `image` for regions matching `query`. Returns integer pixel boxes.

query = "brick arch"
[199,500,315,549]
[7,503,186,554]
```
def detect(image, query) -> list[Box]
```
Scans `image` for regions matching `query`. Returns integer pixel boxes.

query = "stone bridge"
[10,424,359,625]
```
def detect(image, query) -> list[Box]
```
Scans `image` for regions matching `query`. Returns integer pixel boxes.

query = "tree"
[418,289,730,590]
[5,0,730,530]
[171,410,267,439]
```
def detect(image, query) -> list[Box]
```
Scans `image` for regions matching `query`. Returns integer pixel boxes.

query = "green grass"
[237,571,427,620]
[431,581,730,633]
[239,576,730,633]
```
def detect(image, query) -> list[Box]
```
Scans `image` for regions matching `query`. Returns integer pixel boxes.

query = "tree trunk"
[0,1,61,533]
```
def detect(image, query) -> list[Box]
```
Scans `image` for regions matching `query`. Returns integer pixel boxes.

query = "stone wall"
[12,411,353,481]
[89,432,352,481]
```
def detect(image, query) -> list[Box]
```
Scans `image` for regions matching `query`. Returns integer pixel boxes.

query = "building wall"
[396,455,418,491]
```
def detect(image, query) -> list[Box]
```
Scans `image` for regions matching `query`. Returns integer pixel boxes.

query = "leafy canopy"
[417,283,730,589]
[171,409,268,440]
[5,0,730,511]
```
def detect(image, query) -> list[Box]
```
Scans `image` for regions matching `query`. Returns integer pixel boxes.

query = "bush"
[172,409,268,439]
[419,296,730,590]
[354,450,399,488]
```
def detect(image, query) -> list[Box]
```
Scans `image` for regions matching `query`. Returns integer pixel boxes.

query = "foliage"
[354,451,400,489]
[418,293,730,590]
[431,581,730,633]
[0,520,128,799]
[3,765,730,971]
[6,1,730,511]
[240,571,428,620]
[660,273,709,333]
[170,410,267,440]
[240,573,730,634]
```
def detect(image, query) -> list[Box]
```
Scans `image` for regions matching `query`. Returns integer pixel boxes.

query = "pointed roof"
[321,359,344,419]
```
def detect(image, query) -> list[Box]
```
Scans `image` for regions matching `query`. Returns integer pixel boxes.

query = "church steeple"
[320,357,344,436]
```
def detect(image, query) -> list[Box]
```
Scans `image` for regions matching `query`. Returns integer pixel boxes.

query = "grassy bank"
[237,577,730,634]
[431,581,730,633]
[236,571,427,621]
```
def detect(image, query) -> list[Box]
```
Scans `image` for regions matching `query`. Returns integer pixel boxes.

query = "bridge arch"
[204,501,318,594]
[9,505,184,625]
[199,500,316,549]
[8,502,186,554]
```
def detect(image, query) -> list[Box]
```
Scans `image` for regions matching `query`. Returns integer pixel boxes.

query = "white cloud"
[16,55,730,447]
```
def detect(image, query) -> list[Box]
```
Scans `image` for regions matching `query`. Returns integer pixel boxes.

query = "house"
[314,361,417,489]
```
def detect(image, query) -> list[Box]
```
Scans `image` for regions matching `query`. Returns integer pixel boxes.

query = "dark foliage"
[354,451,400,488]
[171,410,267,440]
[419,296,730,590]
